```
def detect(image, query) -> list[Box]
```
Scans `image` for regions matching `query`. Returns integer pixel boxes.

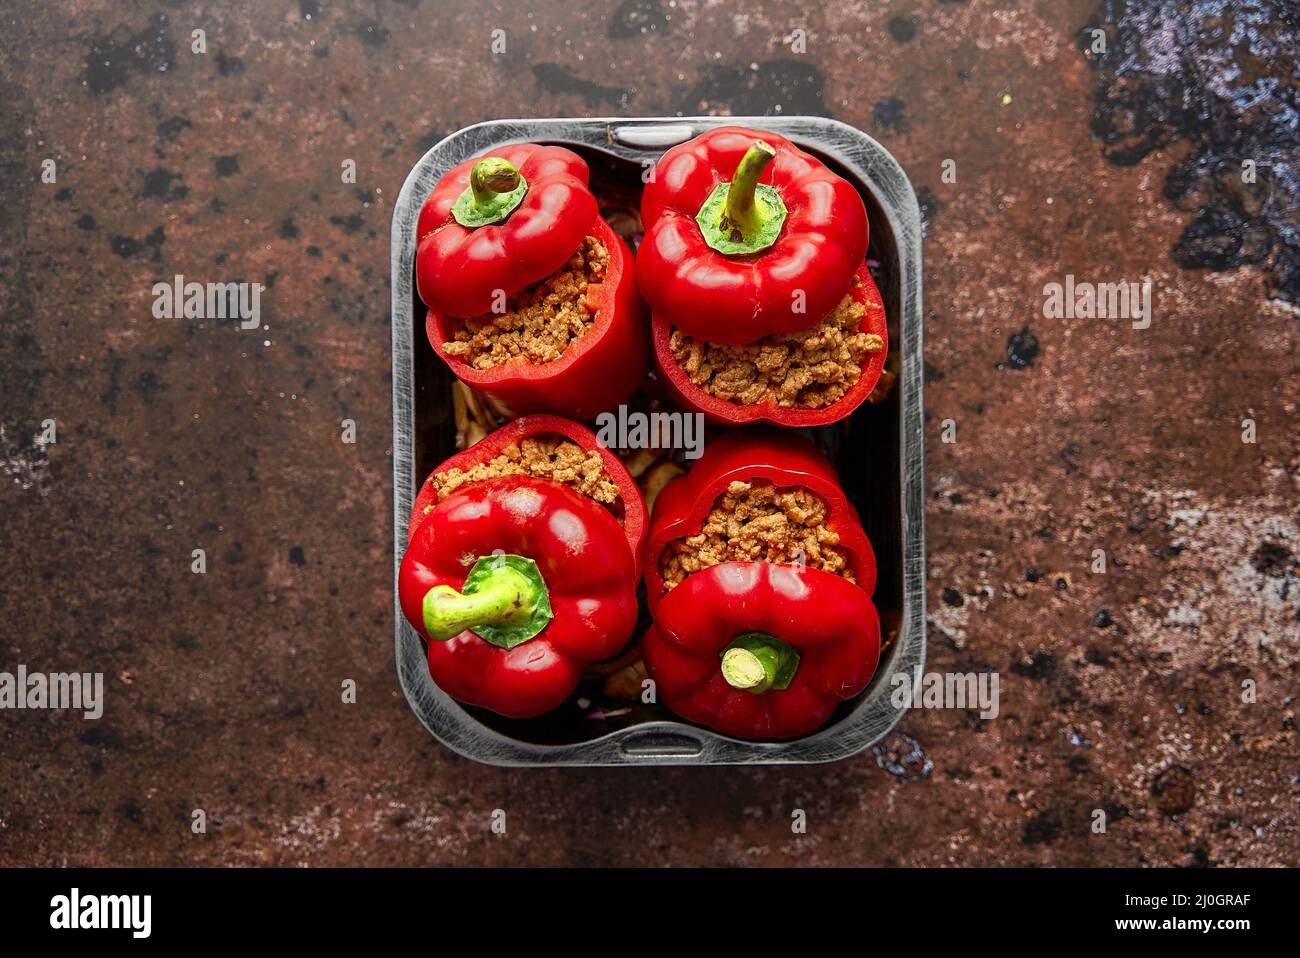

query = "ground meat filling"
[426,437,621,518]
[659,481,855,591]
[441,235,608,368]
[668,277,884,408]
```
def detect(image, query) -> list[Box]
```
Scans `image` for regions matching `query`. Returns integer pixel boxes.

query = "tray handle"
[611,124,696,149]
[617,729,706,759]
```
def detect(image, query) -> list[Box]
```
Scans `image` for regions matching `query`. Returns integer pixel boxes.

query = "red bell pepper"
[643,429,875,611]
[409,414,646,577]
[638,126,868,344]
[641,431,881,738]
[652,261,889,427]
[416,143,598,318]
[400,474,639,718]
[425,214,647,421]
[643,562,882,739]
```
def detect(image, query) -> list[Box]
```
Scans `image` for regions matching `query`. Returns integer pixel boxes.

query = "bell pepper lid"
[638,125,869,343]
[416,142,600,318]
[653,560,880,655]
[645,560,883,739]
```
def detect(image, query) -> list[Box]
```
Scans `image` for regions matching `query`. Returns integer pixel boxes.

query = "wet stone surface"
[0,0,1295,866]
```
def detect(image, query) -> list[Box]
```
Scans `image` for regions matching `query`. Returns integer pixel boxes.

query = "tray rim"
[391,115,925,766]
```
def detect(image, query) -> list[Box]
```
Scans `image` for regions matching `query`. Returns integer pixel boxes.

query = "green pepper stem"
[469,157,521,207]
[695,141,787,255]
[424,564,535,643]
[722,141,777,238]
[451,158,529,228]
[720,632,799,694]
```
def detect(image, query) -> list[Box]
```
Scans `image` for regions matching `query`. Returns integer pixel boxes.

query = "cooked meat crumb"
[442,235,607,367]
[659,481,855,590]
[668,278,884,408]
[426,437,620,514]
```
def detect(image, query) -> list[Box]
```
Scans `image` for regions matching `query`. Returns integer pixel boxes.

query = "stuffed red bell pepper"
[416,144,646,421]
[400,415,646,717]
[638,127,885,426]
[641,430,881,739]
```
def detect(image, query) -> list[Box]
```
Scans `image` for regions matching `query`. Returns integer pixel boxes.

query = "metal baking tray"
[391,116,924,766]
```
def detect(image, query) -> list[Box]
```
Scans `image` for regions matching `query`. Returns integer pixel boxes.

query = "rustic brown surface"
[1,0,1296,867]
